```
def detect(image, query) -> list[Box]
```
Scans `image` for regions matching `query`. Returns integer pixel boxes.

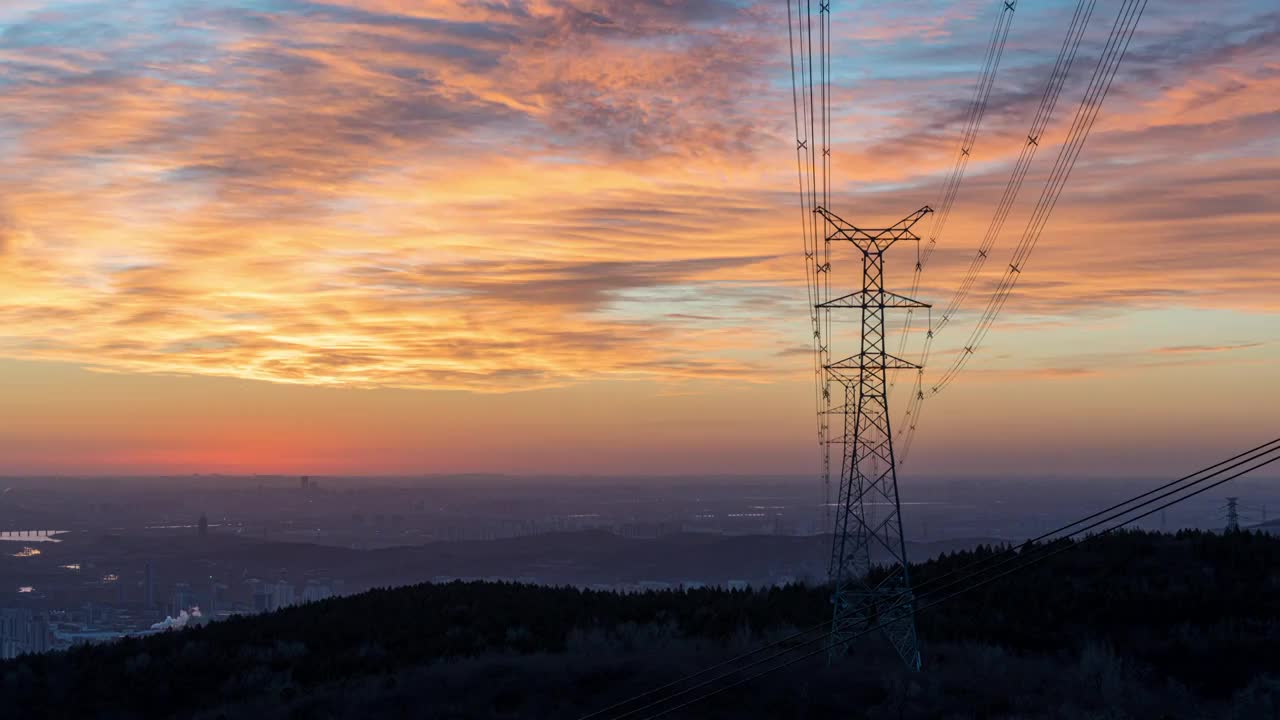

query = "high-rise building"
[198,513,208,537]
[274,580,296,609]
[171,583,197,616]
[207,580,225,615]
[144,562,156,609]
[247,577,272,612]
[302,580,333,604]
[0,609,50,659]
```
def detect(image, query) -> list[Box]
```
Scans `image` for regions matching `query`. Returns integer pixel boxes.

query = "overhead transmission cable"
[629,441,1280,717]
[574,617,832,720]
[904,438,1280,602]
[820,0,832,514]
[582,438,1280,720]
[613,443,1280,720]
[893,0,1018,383]
[930,0,1148,394]
[900,0,1148,462]
[787,0,834,527]
[793,0,1018,538]
[897,0,1098,459]
[907,437,1280,596]
[604,440,1280,720]
[634,450,1280,720]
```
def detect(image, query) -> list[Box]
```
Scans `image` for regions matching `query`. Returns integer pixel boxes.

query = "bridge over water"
[0,530,67,542]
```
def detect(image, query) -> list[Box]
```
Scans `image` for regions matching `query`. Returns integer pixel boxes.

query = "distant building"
[207,581,226,614]
[246,578,272,613]
[56,628,126,648]
[301,580,333,604]
[274,580,296,609]
[171,583,197,616]
[144,562,156,609]
[0,609,51,659]
[300,476,310,491]
[198,513,209,537]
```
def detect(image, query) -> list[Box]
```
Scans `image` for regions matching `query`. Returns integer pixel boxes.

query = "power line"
[584,439,1280,720]
[627,447,1279,719]
[795,1,1019,535]
[906,439,1280,601]
[896,0,1098,452]
[787,0,834,530]
[899,0,1147,462]
[910,437,1280,593]
[895,0,1019,378]
[574,618,831,720]
[800,1,1024,672]
[928,0,1149,396]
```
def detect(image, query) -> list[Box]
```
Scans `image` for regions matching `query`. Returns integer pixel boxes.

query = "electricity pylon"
[1224,497,1240,532]
[818,205,931,670]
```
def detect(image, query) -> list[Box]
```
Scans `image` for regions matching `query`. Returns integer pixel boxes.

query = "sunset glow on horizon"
[0,0,1276,478]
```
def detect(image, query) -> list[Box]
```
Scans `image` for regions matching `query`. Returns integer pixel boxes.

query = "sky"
[0,0,1276,478]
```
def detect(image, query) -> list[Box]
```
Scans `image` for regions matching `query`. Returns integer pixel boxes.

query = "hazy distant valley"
[3,473,1273,659]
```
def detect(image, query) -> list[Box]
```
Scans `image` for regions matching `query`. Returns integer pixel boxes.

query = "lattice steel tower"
[818,205,931,670]
[1225,497,1240,533]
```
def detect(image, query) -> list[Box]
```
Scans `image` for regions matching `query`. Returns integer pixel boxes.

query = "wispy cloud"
[0,0,1276,394]
[1154,342,1265,355]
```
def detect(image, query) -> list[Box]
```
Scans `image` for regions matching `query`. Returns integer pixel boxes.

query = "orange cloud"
[0,0,1276,402]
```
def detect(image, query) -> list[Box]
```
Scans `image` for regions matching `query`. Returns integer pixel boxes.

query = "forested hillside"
[5,530,1280,719]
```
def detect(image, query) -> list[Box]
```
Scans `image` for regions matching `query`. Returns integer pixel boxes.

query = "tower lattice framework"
[818,205,931,670]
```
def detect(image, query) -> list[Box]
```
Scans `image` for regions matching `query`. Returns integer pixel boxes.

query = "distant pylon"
[1224,497,1240,533]
[818,205,931,670]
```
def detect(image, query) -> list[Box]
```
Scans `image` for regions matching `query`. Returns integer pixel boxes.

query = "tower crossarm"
[825,352,921,376]
[819,289,931,310]
[882,206,933,236]
[815,205,933,253]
